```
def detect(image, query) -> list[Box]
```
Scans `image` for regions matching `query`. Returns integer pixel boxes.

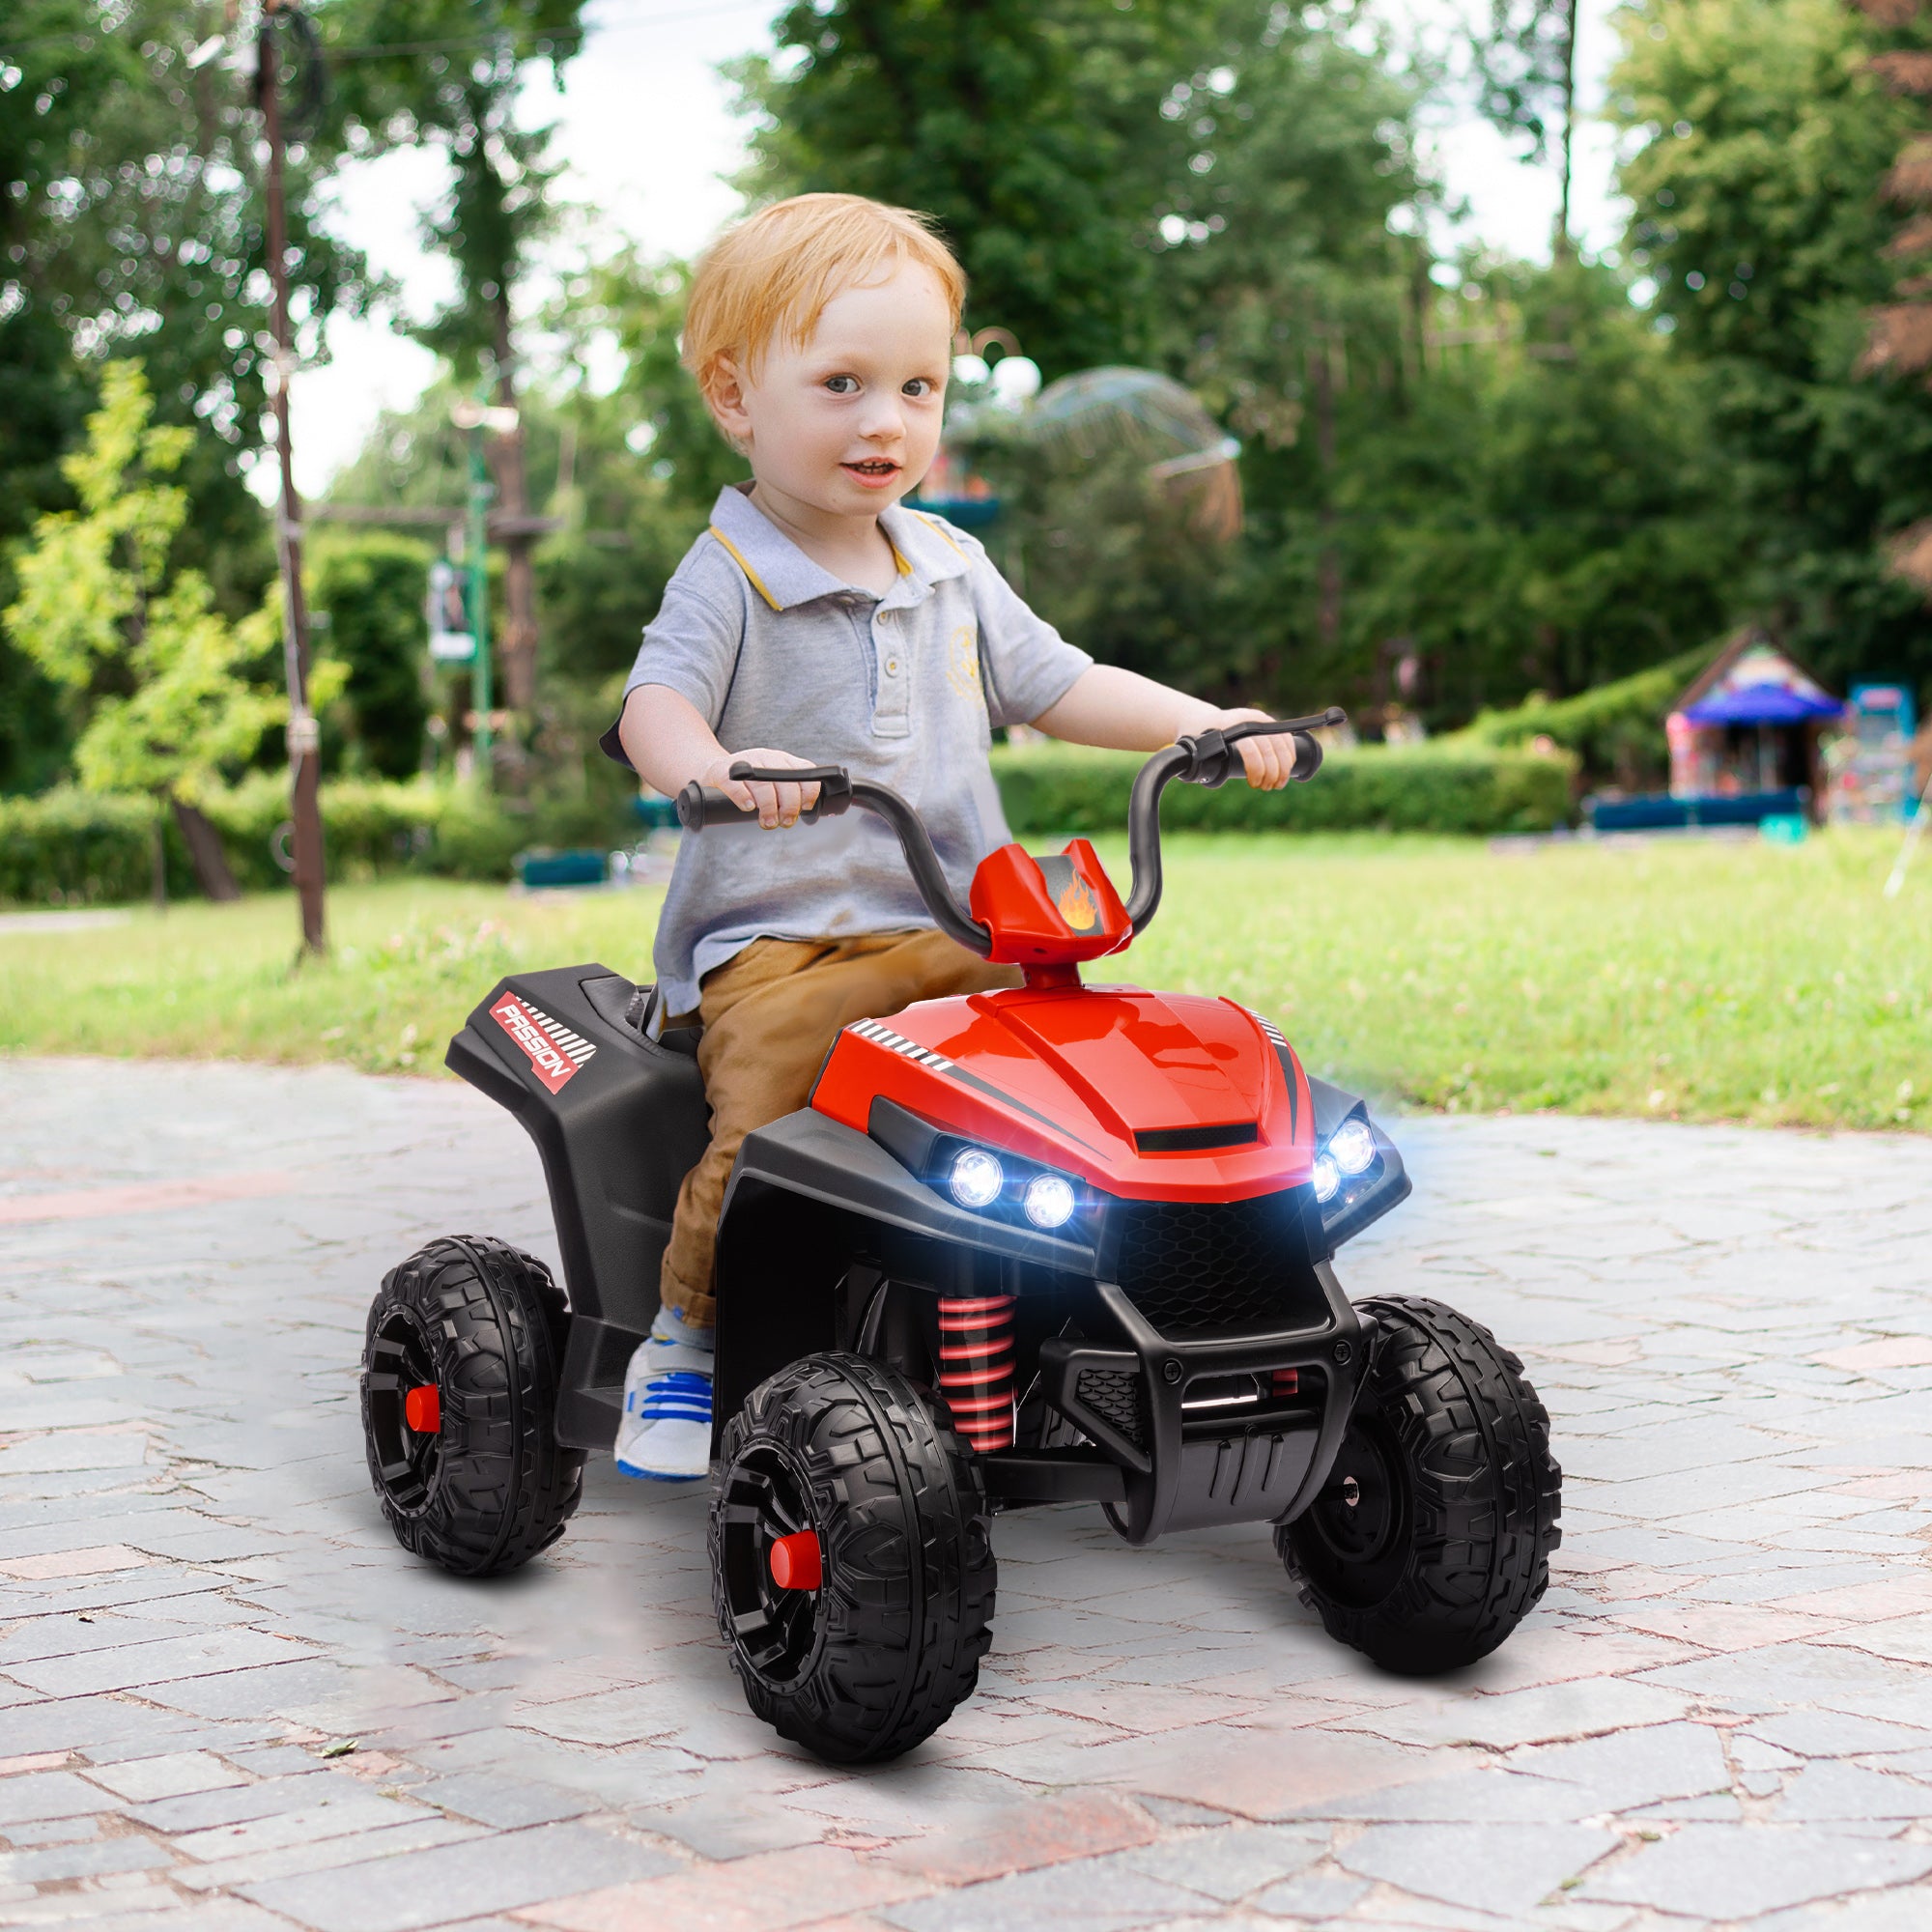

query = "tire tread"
[1280,1293,1561,1672]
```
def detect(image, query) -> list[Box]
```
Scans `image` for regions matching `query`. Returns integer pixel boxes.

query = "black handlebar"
[676,762,996,956]
[672,710,1347,953]
[1123,709,1344,933]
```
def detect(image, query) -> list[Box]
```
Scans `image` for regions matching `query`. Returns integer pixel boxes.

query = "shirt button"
[886,658,900,675]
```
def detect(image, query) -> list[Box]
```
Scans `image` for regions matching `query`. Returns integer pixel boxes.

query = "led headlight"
[1328,1117,1378,1177]
[1023,1172,1077,1230]
[949,1147,1005,1209]
[1311,1153,1341,1205]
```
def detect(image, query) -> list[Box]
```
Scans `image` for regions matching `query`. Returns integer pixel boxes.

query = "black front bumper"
[1026,1274,1363,1544]
[717,1109,1370,1546]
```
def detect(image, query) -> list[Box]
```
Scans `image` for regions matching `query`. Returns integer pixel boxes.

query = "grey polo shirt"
[602,483,1093,1015]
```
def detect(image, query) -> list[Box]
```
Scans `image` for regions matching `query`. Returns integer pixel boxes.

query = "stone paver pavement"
[3,1055,1932,1929]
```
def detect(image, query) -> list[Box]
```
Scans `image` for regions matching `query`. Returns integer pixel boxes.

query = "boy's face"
[713,259,952,520]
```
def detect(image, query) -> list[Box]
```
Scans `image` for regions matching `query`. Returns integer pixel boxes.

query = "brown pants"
[660,929,1021,1324]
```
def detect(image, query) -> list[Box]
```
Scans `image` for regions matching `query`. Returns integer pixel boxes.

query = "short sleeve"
[952,530,1094,729]
[598,542,747,769]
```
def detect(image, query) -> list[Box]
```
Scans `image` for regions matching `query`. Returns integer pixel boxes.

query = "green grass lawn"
[2,828,1926,1131]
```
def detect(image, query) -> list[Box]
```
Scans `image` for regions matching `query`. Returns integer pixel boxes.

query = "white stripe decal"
[850,1018,955,1074]
[523,999,598,1065]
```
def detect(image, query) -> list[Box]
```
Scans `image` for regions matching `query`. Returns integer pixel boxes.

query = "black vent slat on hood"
[1134,1122,1259,1153]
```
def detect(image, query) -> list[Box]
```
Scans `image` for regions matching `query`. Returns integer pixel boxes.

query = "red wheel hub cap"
[768,1529,822,1592]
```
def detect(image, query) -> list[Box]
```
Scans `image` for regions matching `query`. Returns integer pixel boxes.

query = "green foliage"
[309,532,434,778]
[0,788,185,906]
[1612,0,1932,698]
[991,741,1577,837]
[0,772,597,906]
[319,2,586,375]
[0,0,373,792]
[1454,641,1716,787]
[734,0,1203,375]
[2,362,286,805]
[1338,266,1744,715]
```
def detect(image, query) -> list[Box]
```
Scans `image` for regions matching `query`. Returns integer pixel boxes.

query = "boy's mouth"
[841,458,901,489]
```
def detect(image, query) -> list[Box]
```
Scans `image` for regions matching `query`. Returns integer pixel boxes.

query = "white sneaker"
[613,1307,715,1482]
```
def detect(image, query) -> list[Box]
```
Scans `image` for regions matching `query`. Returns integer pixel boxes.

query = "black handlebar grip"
[674,782,760,831]
[673,761,856,832]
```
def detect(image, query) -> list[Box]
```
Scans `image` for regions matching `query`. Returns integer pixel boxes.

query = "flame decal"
[1057,874,1098,931]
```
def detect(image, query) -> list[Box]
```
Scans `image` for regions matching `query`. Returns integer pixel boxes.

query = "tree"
[1472,0,1581,254]
[309,532,433,777]
[322,1,588,717]
[0,0,373,788]
[1612,0,1932,697]
[1340,262,1743,714]
[3,362,293,900]
[731,0,1204,375]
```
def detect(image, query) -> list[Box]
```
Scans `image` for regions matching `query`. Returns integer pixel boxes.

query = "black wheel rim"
[1297,1417,1410,1607]
[366,1307,441,1513]
[717,1444,822,1688]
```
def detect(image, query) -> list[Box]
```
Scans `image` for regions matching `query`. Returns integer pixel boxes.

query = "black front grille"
[1074,1368,1147,1449]
[1111,1189,1323,1336]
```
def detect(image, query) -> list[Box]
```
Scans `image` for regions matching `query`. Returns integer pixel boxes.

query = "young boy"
[604,191,1295,1480]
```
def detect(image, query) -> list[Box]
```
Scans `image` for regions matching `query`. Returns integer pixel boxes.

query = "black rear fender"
[446,964,708,1447]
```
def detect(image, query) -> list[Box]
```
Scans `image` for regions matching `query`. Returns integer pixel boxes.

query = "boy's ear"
[706,355,753,448]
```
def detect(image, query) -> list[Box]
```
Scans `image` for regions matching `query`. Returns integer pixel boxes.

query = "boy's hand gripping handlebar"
[677,762,996,956]
[1123,708,1345,932]
[674,764,853,828]
[673,708,1347,953]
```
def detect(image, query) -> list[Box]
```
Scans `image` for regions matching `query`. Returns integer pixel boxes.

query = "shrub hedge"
[990,740,1577,838]
[2,739,1577,907]
[0,778,554,908]
[1452,643,1714,786]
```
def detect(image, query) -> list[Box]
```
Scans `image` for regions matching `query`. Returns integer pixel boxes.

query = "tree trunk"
[1555,0,1577,260]
[491,288,540,715]
[1312,333,1342,657]
[151,811,167,914]
[172,798,242,901]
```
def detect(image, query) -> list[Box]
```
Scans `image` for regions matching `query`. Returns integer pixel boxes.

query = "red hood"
[811,983,1314,1203]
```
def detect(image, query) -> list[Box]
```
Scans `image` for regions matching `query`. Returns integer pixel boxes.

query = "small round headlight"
[1023,1172,1077,1230]
[949,1147,1005,1209]
[1328,1117,1377,1177]
[1311,1153,1341,1205]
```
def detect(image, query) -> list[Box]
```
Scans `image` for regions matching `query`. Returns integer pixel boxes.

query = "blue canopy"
[1682,686,1844,727]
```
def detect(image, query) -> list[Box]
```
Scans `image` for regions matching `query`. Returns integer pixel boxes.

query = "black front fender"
[712,1108,1097,1445]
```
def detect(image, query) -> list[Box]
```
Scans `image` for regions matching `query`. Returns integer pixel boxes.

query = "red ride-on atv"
[361,715,1562,1763]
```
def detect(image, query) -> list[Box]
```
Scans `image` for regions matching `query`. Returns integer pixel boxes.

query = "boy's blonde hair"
[682,193,966,412]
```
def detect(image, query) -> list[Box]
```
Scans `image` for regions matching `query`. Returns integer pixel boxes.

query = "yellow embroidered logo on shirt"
[947,624,982,697]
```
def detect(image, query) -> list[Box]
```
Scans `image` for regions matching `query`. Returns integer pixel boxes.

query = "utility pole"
[258,0,327,953]
[452,392,517,781]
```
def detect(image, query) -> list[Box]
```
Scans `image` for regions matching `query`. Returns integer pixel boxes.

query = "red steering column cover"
[968,840,1131,967]
[812,983,1315,1205]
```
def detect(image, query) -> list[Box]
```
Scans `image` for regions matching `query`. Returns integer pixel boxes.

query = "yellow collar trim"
[914,511,968,559]
[709,525,782,612]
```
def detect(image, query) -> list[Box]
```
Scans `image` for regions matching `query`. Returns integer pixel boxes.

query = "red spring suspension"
[937,1293,1016,1453]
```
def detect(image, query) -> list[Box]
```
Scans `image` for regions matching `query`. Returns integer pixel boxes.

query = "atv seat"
[615,981,701,1058]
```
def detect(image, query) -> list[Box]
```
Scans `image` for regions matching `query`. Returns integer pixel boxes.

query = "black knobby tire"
[1279,1294,1562,1673]
[361,1236,583,1577]
[710,1351,995,1764]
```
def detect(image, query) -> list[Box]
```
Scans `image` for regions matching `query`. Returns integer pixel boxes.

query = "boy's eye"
[824,375,860,395]
[903,378,935,398]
